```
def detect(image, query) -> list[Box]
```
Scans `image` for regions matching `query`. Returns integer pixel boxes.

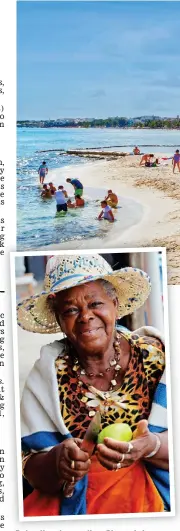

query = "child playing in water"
[67,195,85,208]
[48,182,56,195]
[105,190,118,208]
[98,200,114,222]
[41,184,52,199]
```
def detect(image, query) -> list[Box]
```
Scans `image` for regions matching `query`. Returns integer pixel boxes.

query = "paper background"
[1,0,180,529]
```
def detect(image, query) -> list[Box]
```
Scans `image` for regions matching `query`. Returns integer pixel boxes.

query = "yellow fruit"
[97,422,132,444]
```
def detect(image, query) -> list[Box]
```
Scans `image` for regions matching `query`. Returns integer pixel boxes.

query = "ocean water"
[17,127,180,250]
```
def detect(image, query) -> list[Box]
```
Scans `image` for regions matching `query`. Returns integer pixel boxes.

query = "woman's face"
[55,281,118,355]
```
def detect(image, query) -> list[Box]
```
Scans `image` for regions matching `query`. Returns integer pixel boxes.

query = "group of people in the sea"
[38,162,118,223]
[37,146,180,225]
[41,177,85,213]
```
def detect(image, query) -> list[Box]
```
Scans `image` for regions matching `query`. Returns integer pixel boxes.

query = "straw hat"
[17,254,151,334]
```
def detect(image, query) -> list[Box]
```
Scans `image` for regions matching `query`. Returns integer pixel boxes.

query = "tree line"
[17,117,180,129]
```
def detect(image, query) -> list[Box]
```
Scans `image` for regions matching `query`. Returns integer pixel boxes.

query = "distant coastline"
[17,116,180,130]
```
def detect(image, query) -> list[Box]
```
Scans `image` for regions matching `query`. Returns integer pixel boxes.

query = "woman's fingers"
[56,439,91,484]
[74,438,83,447]
[102,438,133,454]
[62,464,90,480]
[97,443,132,464]
[67,442,90,462]
[96,438,135,470]
[60,457,91,483]
[65,458,91,474]
[97,454,117,470]
[71,458,91,471]
[97,452,131,470]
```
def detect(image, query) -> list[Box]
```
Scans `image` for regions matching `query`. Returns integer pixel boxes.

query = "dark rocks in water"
[66,149,127,158]
[36,148,128,159]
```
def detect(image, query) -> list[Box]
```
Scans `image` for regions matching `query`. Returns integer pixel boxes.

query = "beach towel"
[21,326,169,516]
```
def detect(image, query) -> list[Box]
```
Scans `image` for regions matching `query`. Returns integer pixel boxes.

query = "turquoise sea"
[17,128,180,250]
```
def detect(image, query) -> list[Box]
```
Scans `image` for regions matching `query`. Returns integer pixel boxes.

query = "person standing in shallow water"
[38,161,48,184]
[58,185,68,198]
[55,186,68,213]
[66,177,83,197]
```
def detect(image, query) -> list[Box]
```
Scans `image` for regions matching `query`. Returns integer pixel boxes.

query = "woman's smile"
[79,326,103,337]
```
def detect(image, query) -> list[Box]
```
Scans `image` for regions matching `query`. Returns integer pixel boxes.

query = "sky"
[17,1,180,119]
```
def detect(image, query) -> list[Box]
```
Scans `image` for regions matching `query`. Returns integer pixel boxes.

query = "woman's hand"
[24,438,91,495]
[96,420,160,470]
[55,438,91,484]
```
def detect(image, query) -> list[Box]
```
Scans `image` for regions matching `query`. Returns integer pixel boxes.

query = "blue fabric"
[146,462,170,511]
[147,378,170,510]
[148,423,167,434]
[147,423,170,511]
[152,382,167,408]
[53,273,86,288]
[61,475,88,516]
[71,179,83,189]
[22,431,71,452]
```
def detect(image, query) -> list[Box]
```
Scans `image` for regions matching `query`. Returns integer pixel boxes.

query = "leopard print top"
[55,329,165,438]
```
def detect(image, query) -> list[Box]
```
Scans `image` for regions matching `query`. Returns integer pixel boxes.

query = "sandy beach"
[40,153,180,284]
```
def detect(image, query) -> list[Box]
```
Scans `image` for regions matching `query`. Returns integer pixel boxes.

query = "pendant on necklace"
[111,379,117,387]
[110,359,116,366]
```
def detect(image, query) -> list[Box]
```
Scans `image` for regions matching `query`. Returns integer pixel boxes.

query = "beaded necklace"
[65,331,122,392]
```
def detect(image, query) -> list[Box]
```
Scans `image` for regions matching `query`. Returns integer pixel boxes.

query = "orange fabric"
[87,456,164,514]
[24,456,163,517]
[24,489,60,517]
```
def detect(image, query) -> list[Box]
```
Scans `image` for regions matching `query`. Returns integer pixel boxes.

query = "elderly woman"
[18,254,169,517]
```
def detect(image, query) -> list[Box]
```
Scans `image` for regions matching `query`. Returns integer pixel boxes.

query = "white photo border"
[10,246,175,521]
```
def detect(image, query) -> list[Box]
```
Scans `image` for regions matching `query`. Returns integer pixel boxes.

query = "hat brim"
[17,268,151,334]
